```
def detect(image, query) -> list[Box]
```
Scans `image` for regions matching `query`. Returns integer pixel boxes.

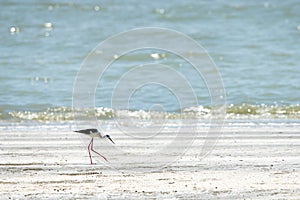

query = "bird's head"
[105,135,115,144]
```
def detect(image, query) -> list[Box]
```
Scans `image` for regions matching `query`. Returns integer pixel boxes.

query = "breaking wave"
[1,104,300,122]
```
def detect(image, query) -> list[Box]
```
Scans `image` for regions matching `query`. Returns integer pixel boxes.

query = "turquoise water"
[0,0,300,121]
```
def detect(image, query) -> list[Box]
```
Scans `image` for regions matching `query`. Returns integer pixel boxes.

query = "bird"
[74,128,115,164]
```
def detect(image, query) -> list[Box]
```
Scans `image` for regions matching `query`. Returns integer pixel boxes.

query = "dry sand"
[0,123,299,199]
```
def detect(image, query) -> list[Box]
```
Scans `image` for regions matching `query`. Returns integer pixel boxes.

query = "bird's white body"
[89,131,101,138]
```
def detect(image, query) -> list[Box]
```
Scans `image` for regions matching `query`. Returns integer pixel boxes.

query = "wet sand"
[0,125,299,199]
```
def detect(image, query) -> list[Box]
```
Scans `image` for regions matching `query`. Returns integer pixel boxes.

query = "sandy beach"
[0,122,299,199]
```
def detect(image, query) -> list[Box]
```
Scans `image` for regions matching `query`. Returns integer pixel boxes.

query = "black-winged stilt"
[74,129,115,164]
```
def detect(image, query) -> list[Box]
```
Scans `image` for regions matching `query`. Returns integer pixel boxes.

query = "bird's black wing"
[74,128,98,134]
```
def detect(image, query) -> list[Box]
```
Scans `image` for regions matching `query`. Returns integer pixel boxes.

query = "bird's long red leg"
[90,138,108,162]
[88,138,94,164]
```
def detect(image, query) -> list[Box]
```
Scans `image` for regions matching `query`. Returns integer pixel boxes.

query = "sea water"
[0,0,300,123]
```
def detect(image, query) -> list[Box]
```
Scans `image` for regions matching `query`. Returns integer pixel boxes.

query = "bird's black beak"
[107,135,115,144]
